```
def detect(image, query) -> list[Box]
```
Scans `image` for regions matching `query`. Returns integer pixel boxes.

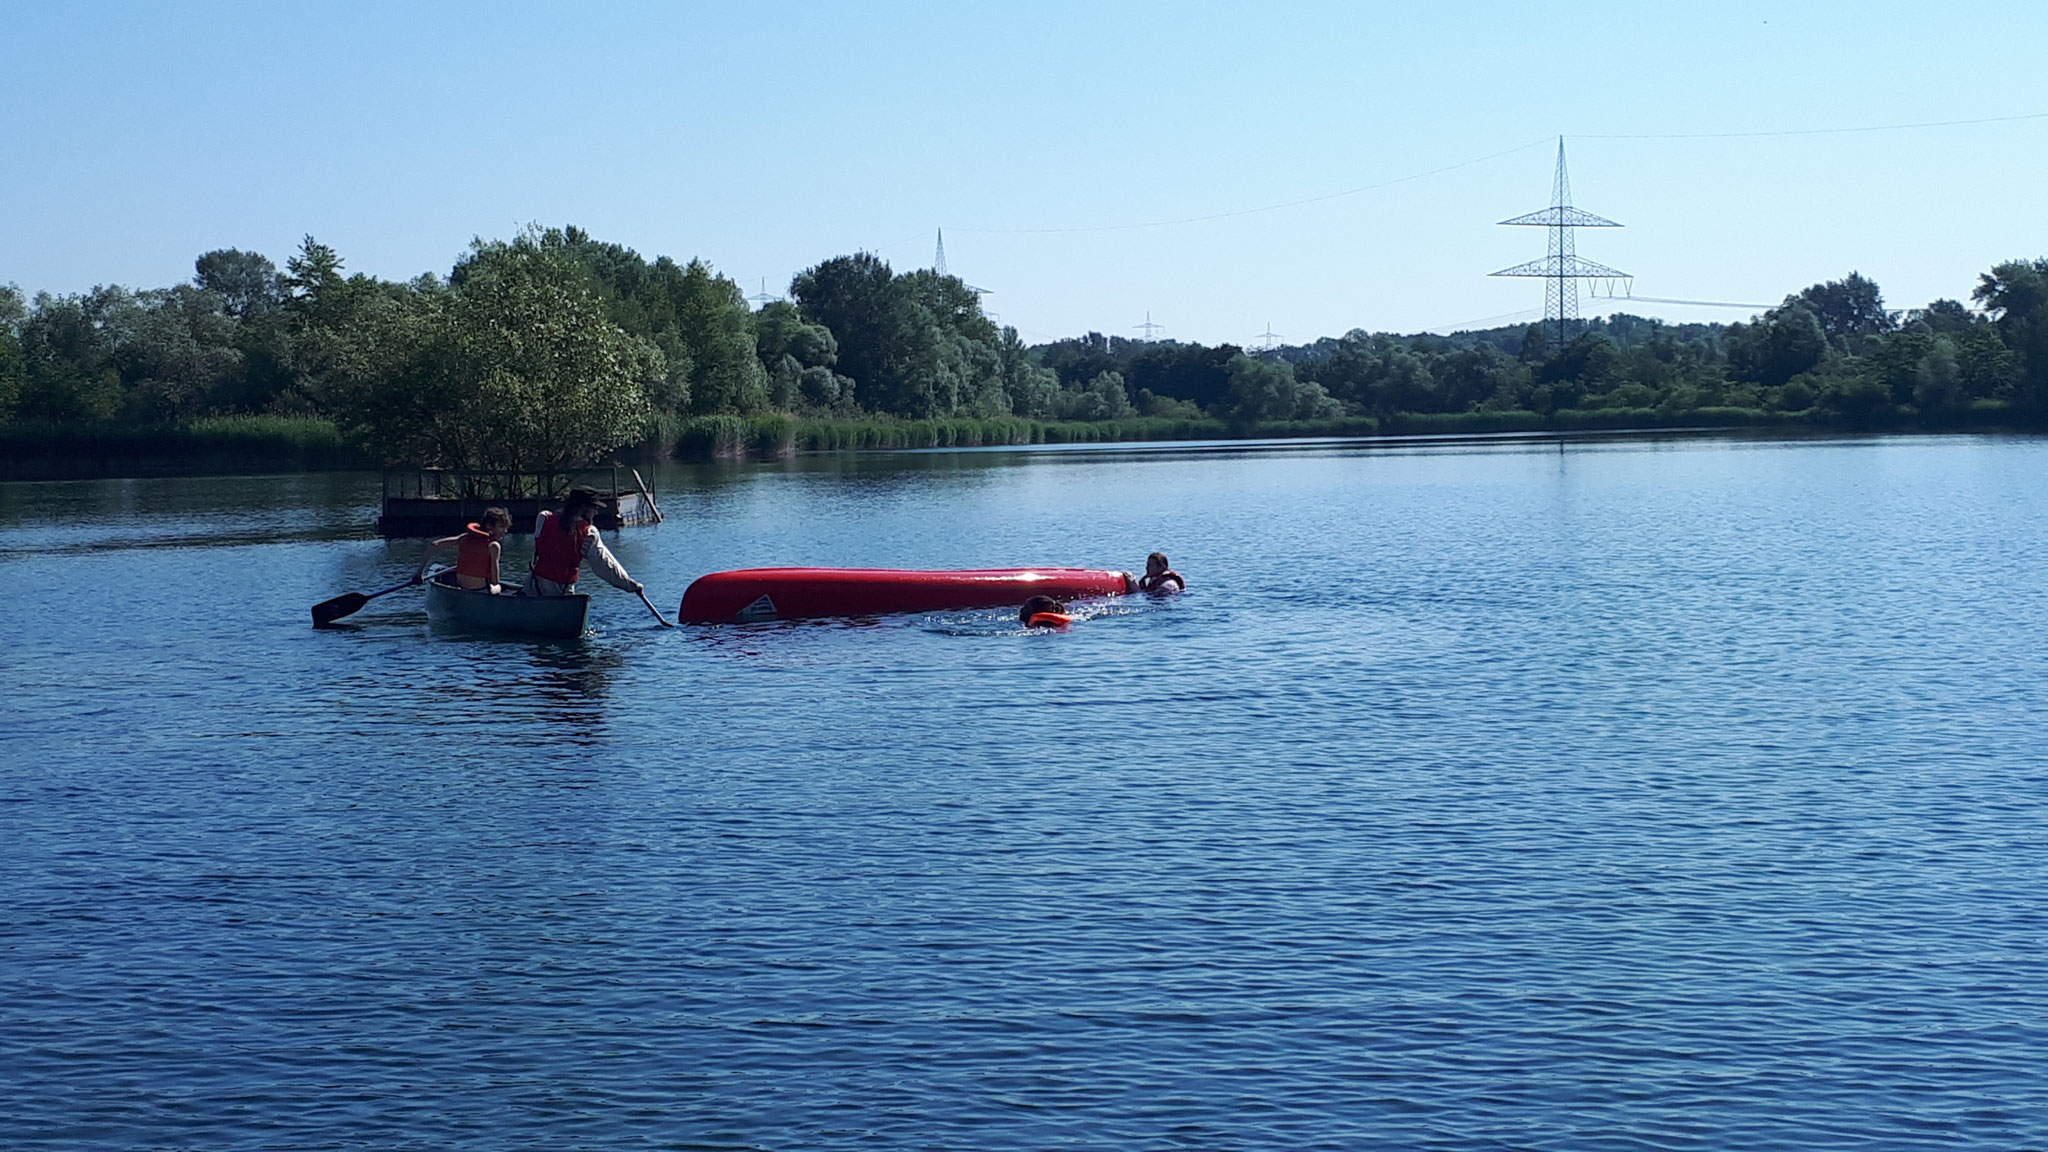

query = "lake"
[2,433,2044,1150]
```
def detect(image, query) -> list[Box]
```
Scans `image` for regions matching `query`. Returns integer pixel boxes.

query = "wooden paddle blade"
[311,592,369,626]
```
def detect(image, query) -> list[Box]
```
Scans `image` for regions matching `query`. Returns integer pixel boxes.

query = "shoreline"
[1,408,2038,482]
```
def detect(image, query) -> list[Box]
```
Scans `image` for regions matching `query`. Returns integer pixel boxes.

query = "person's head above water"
[1139,551,1185,592]
[1020,595,1070,627]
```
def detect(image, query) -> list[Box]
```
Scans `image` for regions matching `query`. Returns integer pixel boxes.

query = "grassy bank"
[666,410,1833,459]
[4,405,2035,480]
[672,414,1401,459]
[0,416,369,480]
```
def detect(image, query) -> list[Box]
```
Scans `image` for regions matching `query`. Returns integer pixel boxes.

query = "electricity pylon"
[933,228,991,296]
[1490,138,1630,346]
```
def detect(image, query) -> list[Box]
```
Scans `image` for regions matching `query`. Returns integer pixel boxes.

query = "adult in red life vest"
[527,487,647,599]
[1137,551,1186,594]
[413,506,512,593]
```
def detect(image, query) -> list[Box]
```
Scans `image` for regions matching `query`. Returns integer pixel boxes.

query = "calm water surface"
[2,435,2045,1150]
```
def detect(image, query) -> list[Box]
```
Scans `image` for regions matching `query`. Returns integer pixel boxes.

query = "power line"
[1579,110,2048,141]
[947,111,2048,239]
[960,138,1554,236]
[1424,307,1542,334]
[1605,295,1774,310]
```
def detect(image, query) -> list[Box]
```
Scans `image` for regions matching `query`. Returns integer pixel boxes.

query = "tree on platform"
[330,236,659,488]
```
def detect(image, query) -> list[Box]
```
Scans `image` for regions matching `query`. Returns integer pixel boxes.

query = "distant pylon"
[1256,323,1283,352]
[932,228,991,296]
[746,277,777,309]
[1135,311,1165,341]
[1490,138,1631,346]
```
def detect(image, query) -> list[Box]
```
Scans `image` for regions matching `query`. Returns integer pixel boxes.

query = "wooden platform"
[374,468,664,538]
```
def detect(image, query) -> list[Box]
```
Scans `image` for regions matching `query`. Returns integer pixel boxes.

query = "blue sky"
[4,1,2045,345]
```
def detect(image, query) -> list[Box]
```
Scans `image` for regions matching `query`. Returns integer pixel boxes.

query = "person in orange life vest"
[412,506,512,593]
[1020,594,1072,628]
[1137,551,1186,594]
[527,487,645,598]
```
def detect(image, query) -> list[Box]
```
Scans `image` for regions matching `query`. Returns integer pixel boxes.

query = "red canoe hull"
[678,567,1132,624]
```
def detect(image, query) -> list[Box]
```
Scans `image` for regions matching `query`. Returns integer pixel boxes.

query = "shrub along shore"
[9,225,2048,481]
[2,405,2036,481]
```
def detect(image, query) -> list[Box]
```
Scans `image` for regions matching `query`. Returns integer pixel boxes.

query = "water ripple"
[3,436,2047,1149]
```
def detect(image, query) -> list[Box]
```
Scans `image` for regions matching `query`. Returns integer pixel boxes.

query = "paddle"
[637,588,675,628]
[311,577,420,627]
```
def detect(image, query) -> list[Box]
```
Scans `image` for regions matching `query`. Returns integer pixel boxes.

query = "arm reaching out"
[413,535,462,583]
[580,530,644,594]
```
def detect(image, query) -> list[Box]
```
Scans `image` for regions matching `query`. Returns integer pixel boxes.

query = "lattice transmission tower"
[1491,138,1631,346]
[932,228,991,297]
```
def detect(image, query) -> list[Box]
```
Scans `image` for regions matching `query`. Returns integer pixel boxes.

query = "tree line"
[5,226,2047,473]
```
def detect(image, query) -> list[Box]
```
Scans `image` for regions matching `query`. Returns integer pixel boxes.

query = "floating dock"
[375,467,664,538]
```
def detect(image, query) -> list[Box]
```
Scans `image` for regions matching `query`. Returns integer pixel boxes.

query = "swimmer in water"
[1136,552,1186,594]
[1020,595,1072,628]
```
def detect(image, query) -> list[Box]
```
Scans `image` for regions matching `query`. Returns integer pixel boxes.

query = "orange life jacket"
[531,511,589,585]
[1026,611,1073,629]
[456,524,496,582]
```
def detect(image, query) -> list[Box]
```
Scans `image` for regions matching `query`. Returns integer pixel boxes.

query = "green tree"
[13,289,130,423]
[1434,344,1528,412]
[194,249,284,319]
[1973,259,2048,406]
[792,253,918,411]
[791,254,1010,418]
[119,285,243,421]
[1727,303,1829,388]
[666,258,768,414]
[0,285,24,423]
[277,235,413,412]
[1223,353,1339,424]
[1796,272,1894,350]
[1124,341,1237,413]
[1051,369,1135,420]
[331,240,658,482]
[755,298,851,411]
[1954,324,2019,401]
[997,326,1059,417]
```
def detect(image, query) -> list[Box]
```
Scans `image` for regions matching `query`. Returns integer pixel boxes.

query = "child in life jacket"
[413,507,512,593]
[1137,551,1186,594]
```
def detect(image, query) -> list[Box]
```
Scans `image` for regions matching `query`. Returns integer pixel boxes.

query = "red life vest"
[532,511,589,585]
[456,524,496,582]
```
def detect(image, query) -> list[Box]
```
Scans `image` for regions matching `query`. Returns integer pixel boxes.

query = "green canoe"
[424,570,589,639]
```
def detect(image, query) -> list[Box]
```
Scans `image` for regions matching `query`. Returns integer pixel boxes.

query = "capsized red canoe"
[678,567,1133,624]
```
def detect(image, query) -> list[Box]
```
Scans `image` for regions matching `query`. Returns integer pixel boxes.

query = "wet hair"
[479,507,512,531]
[1147,552,1170,570]
[1019,594,1066,623]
